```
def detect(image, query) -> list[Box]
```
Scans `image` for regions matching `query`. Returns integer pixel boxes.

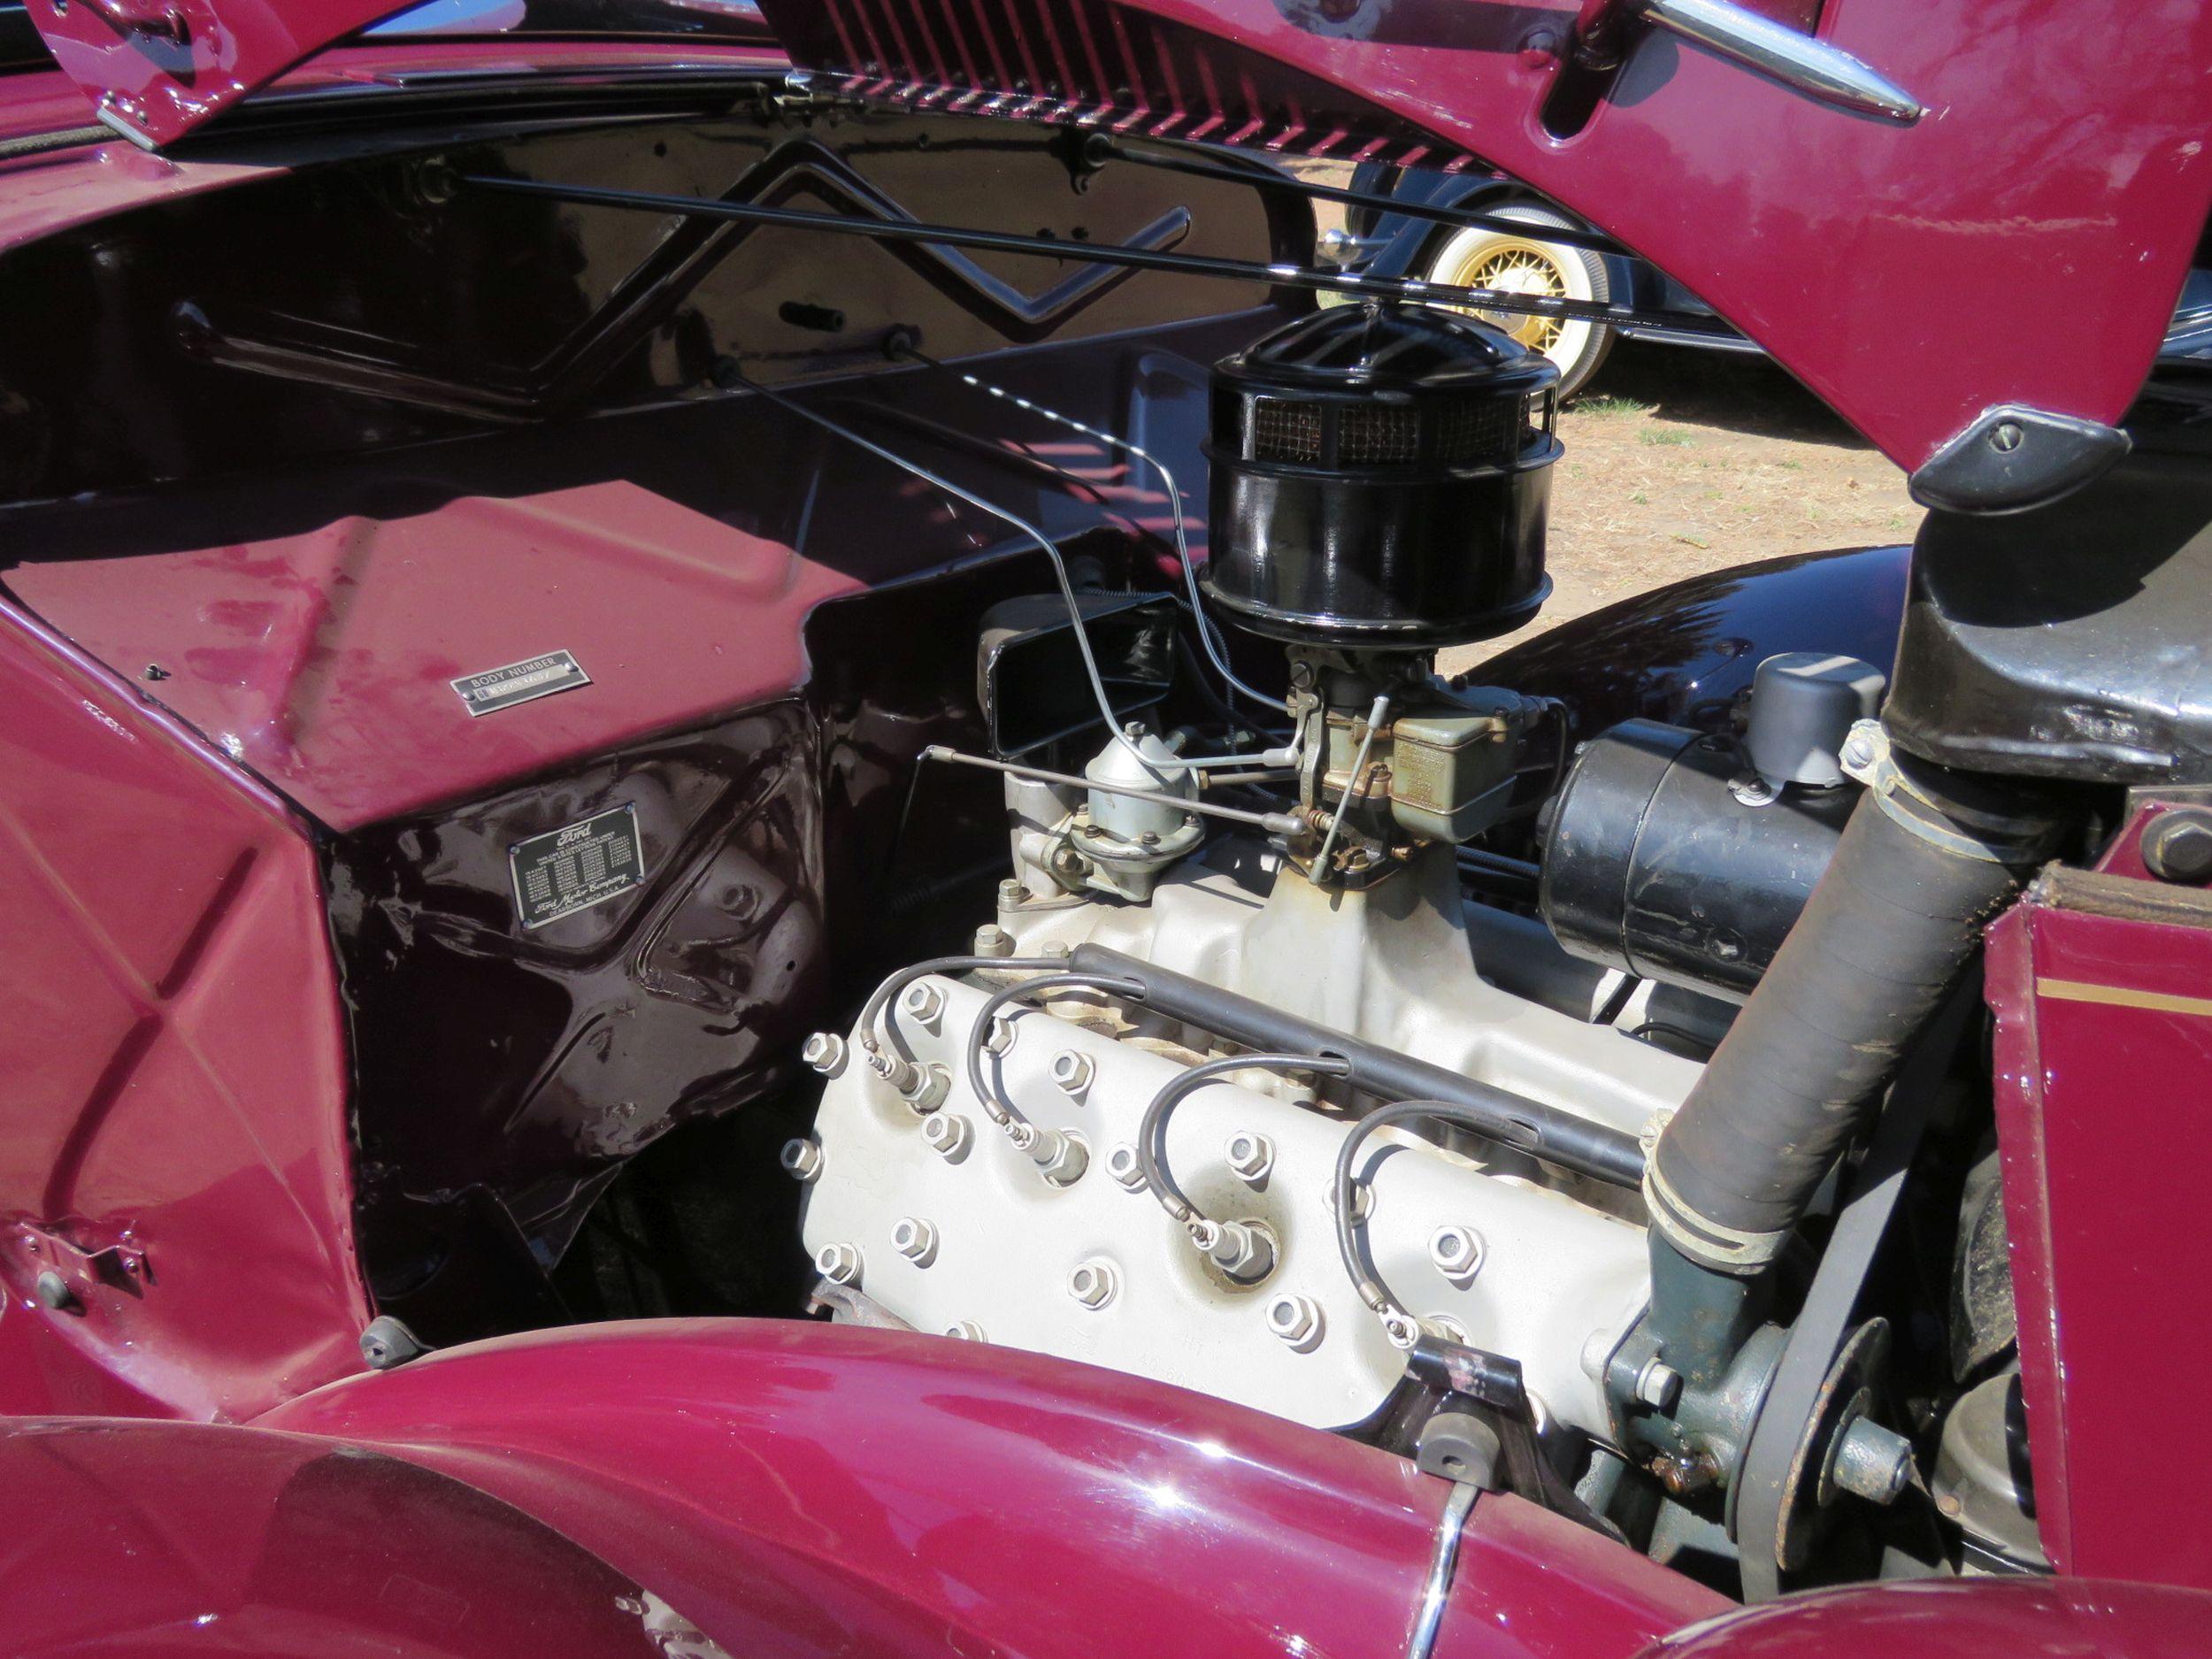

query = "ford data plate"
[510,804,644,928]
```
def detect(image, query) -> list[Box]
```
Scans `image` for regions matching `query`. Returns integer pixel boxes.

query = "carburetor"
[1283,649,1548,887]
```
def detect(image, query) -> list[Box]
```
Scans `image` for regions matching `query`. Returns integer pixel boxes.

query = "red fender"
[253,1317,1724,1658]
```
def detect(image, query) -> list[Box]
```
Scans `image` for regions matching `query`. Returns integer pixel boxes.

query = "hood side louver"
[756,0,1478,171]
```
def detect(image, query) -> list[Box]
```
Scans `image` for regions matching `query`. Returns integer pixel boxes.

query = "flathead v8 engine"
[786,305,1881,1472]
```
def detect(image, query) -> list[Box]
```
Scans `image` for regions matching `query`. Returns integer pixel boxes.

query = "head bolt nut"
[983,1013,1018,1056]
[898,980,946,1028]
[1633,1356,1684,1411]
[1225,1131,1274,1183]
[780,1138,825,1182]
[890,1217,939,1265]
[2143,808,2212,885]
[1326,1181,1375,1223]
[1105,1143,1148,1190]
[946,1321,987,1341]
[996,878,1027,911]
[802,1032,848,1076]
[813,1241,862,1286]
[1266,1293,1324,1351]
[1068,1258,1120,1310]
[921,1111,972,1160]
[1049,1049,1095,1098]
[973,923,1016,958]
[1429,1225,1485,1282]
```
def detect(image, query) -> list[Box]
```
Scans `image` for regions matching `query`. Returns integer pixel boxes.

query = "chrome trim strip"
[1640,0,1924,124]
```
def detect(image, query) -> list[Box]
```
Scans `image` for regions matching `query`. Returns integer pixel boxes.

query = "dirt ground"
[1437,340,1921,675]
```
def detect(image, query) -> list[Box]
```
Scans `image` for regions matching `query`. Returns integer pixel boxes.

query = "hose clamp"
[1841,720,2062,866]
[1644,1156,1791,1275]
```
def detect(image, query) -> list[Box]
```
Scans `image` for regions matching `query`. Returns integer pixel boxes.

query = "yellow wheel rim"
[1441,236,1572,356]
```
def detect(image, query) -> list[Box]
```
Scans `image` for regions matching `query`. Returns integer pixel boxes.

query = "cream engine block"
[794,843,1707,1439]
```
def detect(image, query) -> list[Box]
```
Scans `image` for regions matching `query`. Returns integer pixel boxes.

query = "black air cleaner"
[1204,303,1560,649]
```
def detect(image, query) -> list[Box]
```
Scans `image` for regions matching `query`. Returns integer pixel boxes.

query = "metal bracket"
[14,1220,150,1305]
[1909,404,2131,515]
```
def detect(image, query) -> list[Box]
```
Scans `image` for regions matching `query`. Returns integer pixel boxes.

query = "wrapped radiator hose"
[1641,726,2063,1366]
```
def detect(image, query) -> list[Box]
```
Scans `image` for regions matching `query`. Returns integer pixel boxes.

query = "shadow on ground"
[1578,341,1878,449]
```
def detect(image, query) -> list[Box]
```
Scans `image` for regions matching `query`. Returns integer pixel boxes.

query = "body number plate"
[452,649,591,716]
[510,805,644,928]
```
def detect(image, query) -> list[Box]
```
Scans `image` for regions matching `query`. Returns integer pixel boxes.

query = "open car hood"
[29,0,2212,486]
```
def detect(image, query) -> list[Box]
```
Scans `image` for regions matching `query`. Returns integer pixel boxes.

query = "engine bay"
[0,81,2068,1607]
[774,301,1912,1571]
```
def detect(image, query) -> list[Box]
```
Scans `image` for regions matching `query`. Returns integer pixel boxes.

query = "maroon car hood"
[27,0,2212,476]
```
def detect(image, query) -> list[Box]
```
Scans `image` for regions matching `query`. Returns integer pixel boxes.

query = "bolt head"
[890,1217,939,1264]
[1988,419,2024,453]
[1105,1143,1147,1190]
[1068,1259,1119,1309]
[33,1270,76,1312]
[946,1321,987,1341]
[780,1138,824,1182]
[1633,1356,1684,1411]
[973,923,1015,958]
[1729,773,1779,809]
[1327,1182,1375,1223]
[996,878,1027,910]
[1839,718,1883,777]
[2143,809,2212,885]
[814,1241,862,1286]
[1049,1049,1095,1095]
[921,1112,972,1159]
[1225,1131,1274,1182]
[898,981,946,1026]
[1266,1294,1323,1349]
[1428,1225,1485,1280]
[801,1031,847,1075]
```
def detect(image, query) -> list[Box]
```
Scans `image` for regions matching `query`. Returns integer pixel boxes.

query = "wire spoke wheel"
[1451,240,1571,354]
[1424,205,1613,398]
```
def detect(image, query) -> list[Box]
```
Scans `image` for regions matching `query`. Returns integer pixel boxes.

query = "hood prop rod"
[463,173,1724,335]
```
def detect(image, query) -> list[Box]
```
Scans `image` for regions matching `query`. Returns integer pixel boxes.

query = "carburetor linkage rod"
[1071,945,1646,1189]
[921,746,1304,835]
